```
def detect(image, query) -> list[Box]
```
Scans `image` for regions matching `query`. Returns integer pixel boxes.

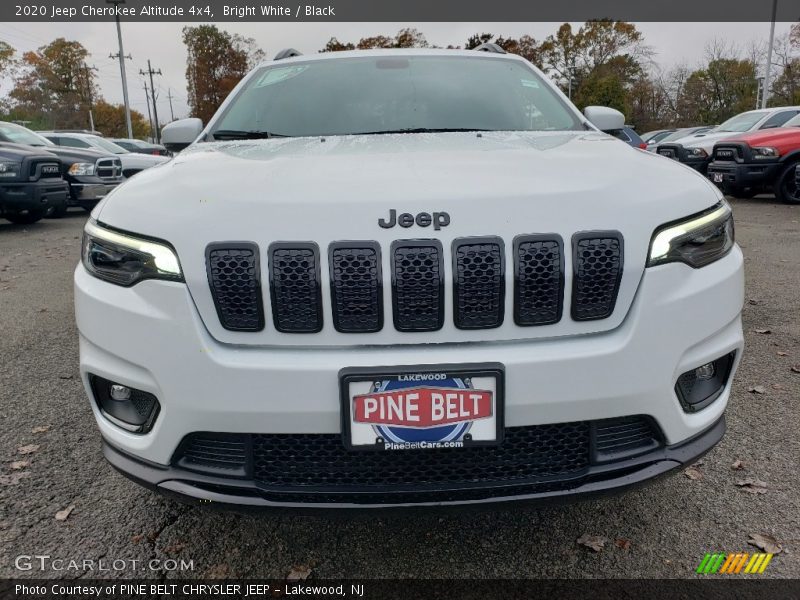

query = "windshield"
[717,111,768,133]
[646,131,674,144]
[660,128,708,143]
[87,137,129,154]
[211,55,582,138]
[0,122,54,147]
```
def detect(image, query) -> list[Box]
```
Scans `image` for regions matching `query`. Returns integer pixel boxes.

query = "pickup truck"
[706,112,800,203]
[0,142,68,224]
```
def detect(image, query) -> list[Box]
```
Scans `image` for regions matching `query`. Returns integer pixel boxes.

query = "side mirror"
[161,118,203,153]
[583,106,625,133]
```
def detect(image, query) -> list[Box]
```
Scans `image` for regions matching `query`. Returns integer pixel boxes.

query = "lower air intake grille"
[453,238,505,329]
[571,233,623,321]
[592,416,661,462]
[175,433,248,476]
[392,241,444,331]
[268,243,323,333]
[206,244,264,331]
[329,243,383,333]
[514,236,563,326]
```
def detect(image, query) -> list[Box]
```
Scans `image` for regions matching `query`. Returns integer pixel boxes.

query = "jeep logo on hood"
[379,209,450,230]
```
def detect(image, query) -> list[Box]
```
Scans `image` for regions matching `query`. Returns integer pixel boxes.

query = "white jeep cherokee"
[75,46,744,508]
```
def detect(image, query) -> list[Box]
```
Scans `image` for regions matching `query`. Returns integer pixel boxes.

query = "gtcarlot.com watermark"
[15,554,194,573]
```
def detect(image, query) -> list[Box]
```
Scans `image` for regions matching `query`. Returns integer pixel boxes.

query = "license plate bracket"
[340,363,504,452]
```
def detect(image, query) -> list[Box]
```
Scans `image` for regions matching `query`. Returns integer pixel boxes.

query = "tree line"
[1,21,798,136]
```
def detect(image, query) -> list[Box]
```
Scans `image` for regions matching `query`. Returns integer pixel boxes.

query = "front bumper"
[0,180,68,212]
[75,248,744,507]
[68,181,120,206]
[707,160,780,192]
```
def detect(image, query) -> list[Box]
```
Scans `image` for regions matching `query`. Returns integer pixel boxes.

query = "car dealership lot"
[0,199,798,579]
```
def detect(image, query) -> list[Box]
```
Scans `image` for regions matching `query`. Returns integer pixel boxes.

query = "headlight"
[686,147,708,159]
[82,220,183,286]
[648,202,734,268]
[0,160,22,178]
[752,146,779,159]
[68,162,96,176]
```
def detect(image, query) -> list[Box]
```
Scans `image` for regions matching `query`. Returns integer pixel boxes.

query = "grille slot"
[96,158,122,180]
[513,235,563,326]
[329,242,383,333]
[175,433,248,476]
[453,237,504,329]
[206,243,264,332]
[268,243,323,333]
[571,232,623,321]
[592,416,661,463]
[391,240,444,332]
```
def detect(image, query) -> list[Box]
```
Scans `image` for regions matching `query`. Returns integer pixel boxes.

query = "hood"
[39,145,109,163]
[96,131,723,348]
[678,131,740,151]
[0,141,59,160]
[714,126,800,146]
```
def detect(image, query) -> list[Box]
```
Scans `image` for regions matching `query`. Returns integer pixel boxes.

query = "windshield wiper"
[355,128,491,135]
[210,130,291,141]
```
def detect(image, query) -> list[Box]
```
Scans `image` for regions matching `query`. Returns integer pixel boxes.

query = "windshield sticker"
[520,79,540,89]
[253,65,309,88]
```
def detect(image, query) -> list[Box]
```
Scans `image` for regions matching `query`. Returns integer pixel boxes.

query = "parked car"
[77,46,743,509]
[0,142,68,224]
[707,112,800,203]
[641,129,676,144]
[111,138,171,157]
[40,132,170,179]
[611,126,647,149]
[655,107,800,173]
[646,126,715,152]
[0,122,123,215]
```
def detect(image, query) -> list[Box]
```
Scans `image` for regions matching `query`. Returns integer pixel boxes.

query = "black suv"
[0,142,68,224]
[0,122,123,216]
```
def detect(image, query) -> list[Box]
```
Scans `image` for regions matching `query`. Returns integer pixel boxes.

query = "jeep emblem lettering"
[378,209,450,230]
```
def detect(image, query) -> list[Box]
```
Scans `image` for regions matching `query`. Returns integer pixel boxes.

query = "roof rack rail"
[473,42,507,54]
[274,48,302,60]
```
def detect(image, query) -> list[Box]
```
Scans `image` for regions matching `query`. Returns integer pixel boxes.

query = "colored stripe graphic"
[698,553,774,574]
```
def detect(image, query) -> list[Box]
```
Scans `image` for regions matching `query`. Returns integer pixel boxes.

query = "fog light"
[695,363,715,380]
[89,375,160,433]
[110,384,131,401]
[676,352,735,413]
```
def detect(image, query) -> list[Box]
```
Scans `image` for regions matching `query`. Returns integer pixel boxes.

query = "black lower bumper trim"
[707,161,780,191]
[102,416,725,510]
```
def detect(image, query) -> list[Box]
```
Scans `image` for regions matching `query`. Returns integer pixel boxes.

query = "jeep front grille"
[205,232,623,334]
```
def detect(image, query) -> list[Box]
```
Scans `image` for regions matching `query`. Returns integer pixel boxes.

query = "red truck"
[707,113,800,204]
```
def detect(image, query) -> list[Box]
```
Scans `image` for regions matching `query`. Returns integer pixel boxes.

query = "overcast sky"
[0,21,793,121]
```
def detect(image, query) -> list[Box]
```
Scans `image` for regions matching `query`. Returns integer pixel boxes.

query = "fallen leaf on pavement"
[748,533,782,554]
[736,478,768,494]
[164,542,186,554]
[17,444,40,455]
[772,384,784,390]
[55,505,75,521]
[287,564,313,581]
[791,365,800,374]
[684,467,703,480]
[614,538,632,550]
[132,534,145,544]
[31,425,50,434]
[747,386,766,394]
[9,460,29,470]
[58,375,74,380]
[776,351,788,357]
[577,534,607,552]
[731,460,745,471]
[754,328,771,334]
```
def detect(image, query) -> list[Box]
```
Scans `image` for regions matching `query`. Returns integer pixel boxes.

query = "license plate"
[713,173,724,183]
[340,364,504,451]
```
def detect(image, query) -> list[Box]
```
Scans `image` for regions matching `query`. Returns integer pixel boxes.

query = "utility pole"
[80,64,99,132]
[761,0,778,109]
[107,0,133,138]
[166,88,175,121]
[139,60,162,142]
[143,82,154,139]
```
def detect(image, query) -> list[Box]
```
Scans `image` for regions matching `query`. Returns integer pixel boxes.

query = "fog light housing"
[675,352,735,412]
[90,375,160,433]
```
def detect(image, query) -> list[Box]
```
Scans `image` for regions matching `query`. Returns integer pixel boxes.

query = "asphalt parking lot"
[0,197,798,580]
